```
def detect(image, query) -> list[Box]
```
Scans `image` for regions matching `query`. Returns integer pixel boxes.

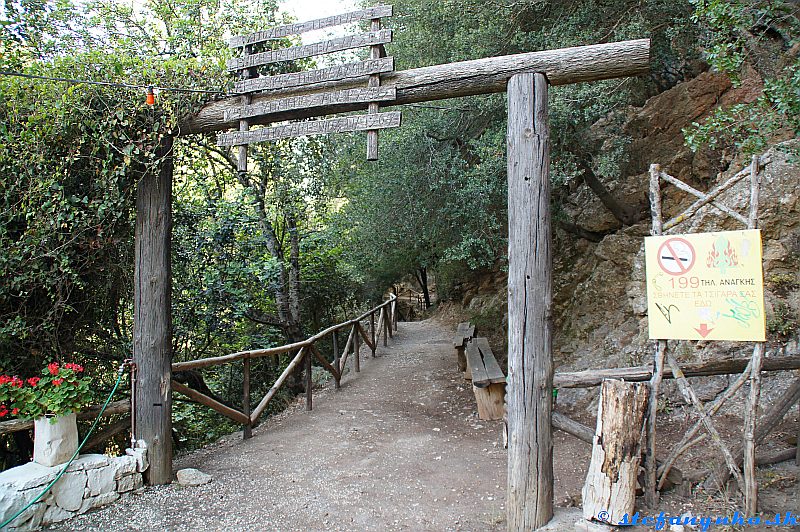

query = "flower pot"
[33,413,78,467]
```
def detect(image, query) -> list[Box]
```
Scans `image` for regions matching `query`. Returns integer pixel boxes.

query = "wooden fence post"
[645,163,667,507]
[383,308,388,347]
[332,330,340,388]
[506,72,554,531]
[243,357,252,439]
[306,348,313,411]
[370,311,376,357]
[354,324,361,373]
[744,154,764,515]
[134,135,174,485]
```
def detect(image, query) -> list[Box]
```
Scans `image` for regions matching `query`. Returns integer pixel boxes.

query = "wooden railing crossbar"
[169,296,399,435]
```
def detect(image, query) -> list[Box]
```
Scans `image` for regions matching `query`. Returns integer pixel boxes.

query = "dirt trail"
[55,320,516,531]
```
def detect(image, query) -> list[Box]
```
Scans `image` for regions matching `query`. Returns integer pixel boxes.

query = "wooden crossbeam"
[235,57,395,93]
[229,5,393,47]
[171,380,250,425]
[227,30,393,71]
[224,87,396,122]
[216,112,401,146]
[184,39,651,135]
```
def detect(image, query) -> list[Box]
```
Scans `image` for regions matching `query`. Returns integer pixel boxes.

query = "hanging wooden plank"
[227,30,393,71]
[216,112,401,146]
[235,57,395,93]
[229,5,393,47]
[224,87,397,122]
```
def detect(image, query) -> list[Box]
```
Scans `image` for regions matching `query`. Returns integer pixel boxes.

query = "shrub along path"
[54,320,514,531]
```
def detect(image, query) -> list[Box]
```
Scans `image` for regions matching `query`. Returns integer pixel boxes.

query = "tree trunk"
[415,267,431,308]
[134,135,174,485]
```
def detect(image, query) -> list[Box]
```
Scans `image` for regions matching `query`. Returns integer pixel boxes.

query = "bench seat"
[465,337,505,420]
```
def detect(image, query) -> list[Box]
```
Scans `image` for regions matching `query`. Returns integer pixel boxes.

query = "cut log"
[582,380,649,526]
[182,39,651,135]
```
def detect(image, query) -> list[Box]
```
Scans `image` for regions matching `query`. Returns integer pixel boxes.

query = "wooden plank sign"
[227,30,393,71]
[235,57,394,93]
[224,87,397,122]
[229,5,393,47]
[216,112,401,146]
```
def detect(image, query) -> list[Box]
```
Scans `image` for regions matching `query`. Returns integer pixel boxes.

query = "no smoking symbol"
[658,238,695,276]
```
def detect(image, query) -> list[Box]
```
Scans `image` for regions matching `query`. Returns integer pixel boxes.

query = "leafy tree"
[684,0,800,154]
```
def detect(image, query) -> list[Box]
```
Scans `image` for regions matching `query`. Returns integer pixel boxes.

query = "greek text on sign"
[645,230,765,341]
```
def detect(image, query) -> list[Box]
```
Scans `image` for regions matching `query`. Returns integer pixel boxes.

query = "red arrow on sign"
[694,323,714,338]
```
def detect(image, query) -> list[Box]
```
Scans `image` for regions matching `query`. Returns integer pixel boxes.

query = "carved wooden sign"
[220,4,399,161]
[217,112,402,146]
[228,5,394,47]
[226,30,393,71]
[224,87,397,122]
[234,57,394,93]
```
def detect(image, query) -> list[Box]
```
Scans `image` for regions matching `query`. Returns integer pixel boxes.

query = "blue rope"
[1,364,128,529]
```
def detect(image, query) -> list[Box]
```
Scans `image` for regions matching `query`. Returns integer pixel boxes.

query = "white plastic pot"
[33,412,78,467]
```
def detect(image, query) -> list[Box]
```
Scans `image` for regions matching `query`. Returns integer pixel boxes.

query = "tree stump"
[582,379,649,525]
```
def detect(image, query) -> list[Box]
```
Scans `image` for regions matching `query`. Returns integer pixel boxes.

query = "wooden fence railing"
[0,296,399,446]
[171,295,399,439]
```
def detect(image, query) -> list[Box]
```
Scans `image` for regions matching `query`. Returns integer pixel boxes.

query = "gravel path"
[53,320,509,531]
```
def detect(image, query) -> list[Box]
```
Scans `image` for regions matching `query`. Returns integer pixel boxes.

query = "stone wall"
[0,441,148,530]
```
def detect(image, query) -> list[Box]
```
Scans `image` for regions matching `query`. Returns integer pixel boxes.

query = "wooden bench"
[465,337,505,420]
[453,322,475,374]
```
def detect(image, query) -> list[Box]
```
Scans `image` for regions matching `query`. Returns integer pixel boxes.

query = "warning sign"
[657,238,695,275]
[645,230,765,341]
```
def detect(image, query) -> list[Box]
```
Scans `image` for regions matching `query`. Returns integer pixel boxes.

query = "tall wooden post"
[134,135,174,485]
[506,72,554,530]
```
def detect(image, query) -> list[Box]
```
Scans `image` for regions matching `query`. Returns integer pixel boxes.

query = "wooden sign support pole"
[134,135,174,485]
[506,72,554,530]
[366,17,382,160]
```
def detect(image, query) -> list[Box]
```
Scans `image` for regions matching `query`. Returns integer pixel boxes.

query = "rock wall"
[0,442,148,530]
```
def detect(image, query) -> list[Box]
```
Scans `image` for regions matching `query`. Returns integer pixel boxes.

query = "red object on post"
[146,86,155,105]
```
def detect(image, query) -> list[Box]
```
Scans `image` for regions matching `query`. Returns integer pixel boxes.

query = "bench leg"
[456,346,466,372]
[473,383,505,420]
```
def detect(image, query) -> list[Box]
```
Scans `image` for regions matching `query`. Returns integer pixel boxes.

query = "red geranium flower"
[47,362,60,375]
[52,378,64,387]
[63,363,84,373]
[27,377,40,387]
[11,408,18,416]
[10,376,22,388]
[0,375,11,385]
[0,406,7,418]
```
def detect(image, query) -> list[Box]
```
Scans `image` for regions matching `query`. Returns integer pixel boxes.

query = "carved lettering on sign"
[216,112,402,146]
[224,87,397,121]
[227,30,393,71]
[235,57,395,93]
[229,5,393,47]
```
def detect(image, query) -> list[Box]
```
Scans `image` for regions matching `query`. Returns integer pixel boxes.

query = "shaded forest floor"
[50,319,799,531]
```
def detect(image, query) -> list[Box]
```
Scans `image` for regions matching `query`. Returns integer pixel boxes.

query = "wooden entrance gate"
[133,5,652,529]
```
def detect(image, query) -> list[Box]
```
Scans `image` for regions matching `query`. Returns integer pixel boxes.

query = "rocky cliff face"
[553,67,799,376]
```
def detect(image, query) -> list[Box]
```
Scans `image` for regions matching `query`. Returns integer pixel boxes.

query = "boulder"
[176,468,212,487]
